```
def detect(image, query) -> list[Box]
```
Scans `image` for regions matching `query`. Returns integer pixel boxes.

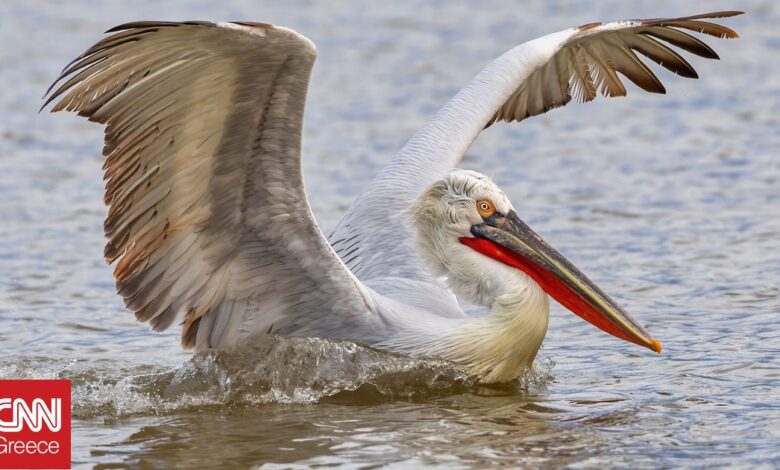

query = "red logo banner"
[0,380,71,469]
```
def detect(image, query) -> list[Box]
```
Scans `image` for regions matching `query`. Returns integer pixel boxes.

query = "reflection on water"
[83,398,569,468]
[2,0,779,468]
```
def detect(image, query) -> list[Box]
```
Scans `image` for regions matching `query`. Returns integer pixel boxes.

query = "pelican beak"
[461,210,661,354]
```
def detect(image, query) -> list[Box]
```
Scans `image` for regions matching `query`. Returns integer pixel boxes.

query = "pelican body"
[44,12,740,382]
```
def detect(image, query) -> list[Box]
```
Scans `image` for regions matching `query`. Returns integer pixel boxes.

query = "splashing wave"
[1,334,553,418]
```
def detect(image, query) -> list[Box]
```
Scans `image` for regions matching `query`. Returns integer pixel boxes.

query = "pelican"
[43,11,741,382]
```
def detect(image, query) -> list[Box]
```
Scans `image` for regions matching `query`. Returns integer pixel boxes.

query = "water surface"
[1,0,779,468]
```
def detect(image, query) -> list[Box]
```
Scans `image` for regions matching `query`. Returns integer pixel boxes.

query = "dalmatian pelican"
[43,11,741,382]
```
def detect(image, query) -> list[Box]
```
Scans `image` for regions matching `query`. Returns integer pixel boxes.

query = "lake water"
[1,0,778,468]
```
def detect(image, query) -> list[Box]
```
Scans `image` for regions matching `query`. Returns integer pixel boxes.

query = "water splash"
[164,335,483,406]
[1,335,553,419]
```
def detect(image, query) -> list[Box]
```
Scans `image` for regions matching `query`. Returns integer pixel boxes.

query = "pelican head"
[414,169,662,357]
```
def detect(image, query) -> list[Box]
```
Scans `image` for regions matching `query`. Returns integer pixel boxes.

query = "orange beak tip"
[651,338,662,354]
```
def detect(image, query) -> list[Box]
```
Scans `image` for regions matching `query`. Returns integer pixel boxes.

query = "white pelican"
[44,11,741,382]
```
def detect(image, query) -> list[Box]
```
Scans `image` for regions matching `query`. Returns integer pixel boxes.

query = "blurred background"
[1,0,778,468]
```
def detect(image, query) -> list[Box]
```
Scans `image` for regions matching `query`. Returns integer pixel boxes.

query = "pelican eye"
[476,199,496,218]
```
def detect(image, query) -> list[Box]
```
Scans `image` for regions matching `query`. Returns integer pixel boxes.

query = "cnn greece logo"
[0,380,70,469]
[0,398,62,433]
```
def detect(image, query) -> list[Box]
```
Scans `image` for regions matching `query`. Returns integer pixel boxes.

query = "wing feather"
[641,27,720,59]
[621,33,699,78]
[583,41,627,97]
[45,21,375,350]
[569,47,597,103]
[604,41,665,94]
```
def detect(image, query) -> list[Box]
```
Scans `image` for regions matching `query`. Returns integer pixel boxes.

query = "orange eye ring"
[476,199,496,218]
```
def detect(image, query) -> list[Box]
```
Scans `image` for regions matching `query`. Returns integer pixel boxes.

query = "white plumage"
[44,12,740,382]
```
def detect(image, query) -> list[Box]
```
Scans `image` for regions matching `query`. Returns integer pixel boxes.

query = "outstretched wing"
[44,21,374,350]
[329,11,742,282]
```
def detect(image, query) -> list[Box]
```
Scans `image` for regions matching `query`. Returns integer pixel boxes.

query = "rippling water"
[1,0,778,468]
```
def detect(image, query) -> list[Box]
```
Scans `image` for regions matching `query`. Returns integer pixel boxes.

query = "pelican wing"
[44,21,373,350]
[329,11,741,282]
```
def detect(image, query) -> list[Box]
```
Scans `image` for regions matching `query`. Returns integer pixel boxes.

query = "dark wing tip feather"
[181,313,202,349]
[633,10,744,24]
[641,27,721,60]
[105,20,217,33]
[675,10,744,20]
[105,21,175,33]
[641,12,742,39]
[665,20,740,39]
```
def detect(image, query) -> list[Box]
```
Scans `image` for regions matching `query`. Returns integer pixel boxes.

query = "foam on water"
[1,335,553,419]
